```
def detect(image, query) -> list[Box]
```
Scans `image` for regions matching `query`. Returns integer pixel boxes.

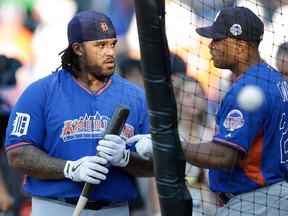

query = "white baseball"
[237,85,264,112]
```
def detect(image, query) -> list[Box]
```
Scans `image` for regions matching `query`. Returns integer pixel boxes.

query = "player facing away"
[5,10,153,216]
[129,6,288,215]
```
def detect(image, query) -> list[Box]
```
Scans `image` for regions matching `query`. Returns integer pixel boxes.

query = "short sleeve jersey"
[5,69,150,202]
[210,63,288,193]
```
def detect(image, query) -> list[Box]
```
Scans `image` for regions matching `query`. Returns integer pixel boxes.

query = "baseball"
[237,85,264,112]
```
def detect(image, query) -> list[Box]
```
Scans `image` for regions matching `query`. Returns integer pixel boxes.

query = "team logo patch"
[100,22,109,31]
[10,112,30,137]
[223,109,244,131]
[230,24,242,36]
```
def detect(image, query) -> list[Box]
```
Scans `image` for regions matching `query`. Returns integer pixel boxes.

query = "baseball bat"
[72,104,130,216]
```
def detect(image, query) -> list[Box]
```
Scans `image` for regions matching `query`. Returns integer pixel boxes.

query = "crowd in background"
[0,0,288,215]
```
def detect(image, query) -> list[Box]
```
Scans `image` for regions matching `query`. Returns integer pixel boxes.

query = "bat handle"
[72,104,130,215]
[82,183,96,198]
[72,195,88,216]
[72,184,95,216]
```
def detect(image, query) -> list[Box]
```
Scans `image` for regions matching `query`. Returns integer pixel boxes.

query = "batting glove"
[97,134,130,167]
[126,134,152,160]
[63,156,109,185]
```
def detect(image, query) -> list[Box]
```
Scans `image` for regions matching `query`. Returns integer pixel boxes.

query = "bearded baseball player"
[128,6,288,215]
[5,10,153,216]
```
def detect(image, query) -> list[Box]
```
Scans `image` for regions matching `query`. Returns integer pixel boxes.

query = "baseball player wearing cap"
[129,6,288,215]
[5,10,153,216]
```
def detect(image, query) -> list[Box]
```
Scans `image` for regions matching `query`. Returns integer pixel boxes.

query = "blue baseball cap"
[196,7,264,42]
[67,10,116,45]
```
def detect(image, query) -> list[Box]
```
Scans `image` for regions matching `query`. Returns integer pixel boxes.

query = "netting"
[164,0,288,215]
[132,0,288,215]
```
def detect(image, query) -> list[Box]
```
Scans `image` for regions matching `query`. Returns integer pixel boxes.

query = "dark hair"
[247,41,261,50]
[57,45,80,77]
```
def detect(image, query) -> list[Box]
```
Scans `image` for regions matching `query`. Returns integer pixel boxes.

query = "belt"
[52,198,116,210]
[217,192,238,205]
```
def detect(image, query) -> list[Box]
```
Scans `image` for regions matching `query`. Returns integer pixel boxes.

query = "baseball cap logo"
[100,22,109,31]
[230,24,242,36]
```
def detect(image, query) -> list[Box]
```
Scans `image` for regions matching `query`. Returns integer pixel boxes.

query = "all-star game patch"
[223,109,245,131]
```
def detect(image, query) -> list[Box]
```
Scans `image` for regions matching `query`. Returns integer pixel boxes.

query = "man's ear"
[236,40,248,54]
[72,43,82,56]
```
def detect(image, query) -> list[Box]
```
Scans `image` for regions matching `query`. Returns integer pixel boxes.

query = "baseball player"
[129,7,288,215]
[5,10,153,216]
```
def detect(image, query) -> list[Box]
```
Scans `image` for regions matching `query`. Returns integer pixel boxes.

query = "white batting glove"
[97,134,130,167]
[64,156,109,185]
[126,134,152,160]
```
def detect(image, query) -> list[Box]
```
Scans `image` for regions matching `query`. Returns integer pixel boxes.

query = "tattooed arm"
[7,145,153,179]
[122,152,154,177]
[7,145,66,179]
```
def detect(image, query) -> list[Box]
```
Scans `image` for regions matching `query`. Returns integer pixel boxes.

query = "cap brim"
[196,26,227,39]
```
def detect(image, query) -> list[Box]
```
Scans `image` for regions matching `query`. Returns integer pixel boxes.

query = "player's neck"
[234,53,263,77]
[75,75,106,94]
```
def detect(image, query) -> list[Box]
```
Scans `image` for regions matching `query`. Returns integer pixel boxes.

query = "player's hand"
[63,156,109,184]
[97,134,130,167]
[126,134,153,160]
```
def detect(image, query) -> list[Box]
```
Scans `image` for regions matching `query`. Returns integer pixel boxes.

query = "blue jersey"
[210,63,288,193]
[5,69,150,202]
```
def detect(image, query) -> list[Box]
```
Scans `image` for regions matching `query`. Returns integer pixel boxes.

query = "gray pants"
[31,197,129,216]
[216,181,288,216]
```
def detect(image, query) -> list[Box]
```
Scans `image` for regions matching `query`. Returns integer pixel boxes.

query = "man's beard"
[85,63,115,80]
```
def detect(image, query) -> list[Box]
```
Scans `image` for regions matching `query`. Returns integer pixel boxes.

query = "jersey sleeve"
[212,85,266,155]
[5,80,47,151]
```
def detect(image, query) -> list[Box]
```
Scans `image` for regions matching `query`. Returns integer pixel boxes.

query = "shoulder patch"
[223,109,244,131]
[11,112,30,137]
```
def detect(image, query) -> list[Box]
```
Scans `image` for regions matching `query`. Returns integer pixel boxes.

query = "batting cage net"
[166,1,288,215]
[133,0,288,215]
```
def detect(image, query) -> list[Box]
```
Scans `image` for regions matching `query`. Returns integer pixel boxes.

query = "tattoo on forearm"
[8,145,66,180]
